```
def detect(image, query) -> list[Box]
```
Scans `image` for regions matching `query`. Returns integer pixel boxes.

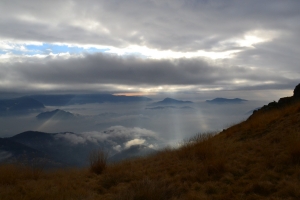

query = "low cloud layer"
[54,126,159,152]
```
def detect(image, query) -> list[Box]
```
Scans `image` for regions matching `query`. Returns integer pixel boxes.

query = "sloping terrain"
[1,97,300,199]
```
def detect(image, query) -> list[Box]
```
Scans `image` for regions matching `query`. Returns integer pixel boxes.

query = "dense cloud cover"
[0,0,299,98]
[0,54,292,92]
[1,0,299,50]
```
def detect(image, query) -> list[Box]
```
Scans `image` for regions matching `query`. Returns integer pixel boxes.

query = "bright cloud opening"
[124,139,146,149]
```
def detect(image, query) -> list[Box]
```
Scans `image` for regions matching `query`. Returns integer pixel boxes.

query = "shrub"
[178,132,215,160]
[89,149,108,175]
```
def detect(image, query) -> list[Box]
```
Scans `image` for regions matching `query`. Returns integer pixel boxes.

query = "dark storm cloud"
[0,53,291,93]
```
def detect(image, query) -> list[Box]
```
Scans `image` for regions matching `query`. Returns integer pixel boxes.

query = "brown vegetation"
[89,149,108,175]
[1,100,300,199]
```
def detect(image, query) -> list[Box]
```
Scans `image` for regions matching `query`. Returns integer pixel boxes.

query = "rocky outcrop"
[251,83,300,117]
[293,83,300,97]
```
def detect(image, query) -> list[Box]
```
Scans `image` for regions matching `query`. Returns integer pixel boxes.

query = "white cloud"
[113,145,122,152]
[124,139,146,149]
[55,132,86,145]
[104,45,240,60]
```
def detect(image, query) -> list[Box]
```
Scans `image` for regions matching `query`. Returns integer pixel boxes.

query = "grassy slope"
[1,101,300,200]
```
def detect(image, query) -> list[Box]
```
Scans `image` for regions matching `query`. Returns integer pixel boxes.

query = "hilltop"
[1,85,300,199]
[206,98,247,104]
[36,109,80,120]
[151,97,193,105]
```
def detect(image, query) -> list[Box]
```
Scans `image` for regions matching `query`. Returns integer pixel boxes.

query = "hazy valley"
[0,94,265,167]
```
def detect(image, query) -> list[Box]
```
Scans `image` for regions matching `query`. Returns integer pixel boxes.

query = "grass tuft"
[89,149,108,175]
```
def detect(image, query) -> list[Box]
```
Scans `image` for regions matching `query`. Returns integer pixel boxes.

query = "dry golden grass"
[0,165,99,200]
[2,100,300,199]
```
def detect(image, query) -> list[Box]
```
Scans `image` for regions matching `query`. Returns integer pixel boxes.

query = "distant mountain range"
[0,97,45,115]
[151,98,193,106]
[0,94,152,115]
[29,94,152,106]
[36,109,80,120]
[146,106,194,110]
[206,98,247,104]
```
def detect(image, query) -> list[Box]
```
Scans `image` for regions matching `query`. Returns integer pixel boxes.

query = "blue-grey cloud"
[0,53,294,94]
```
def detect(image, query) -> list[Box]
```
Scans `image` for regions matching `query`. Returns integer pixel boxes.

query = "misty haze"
[0,93,266,165]
[1,97,265,141]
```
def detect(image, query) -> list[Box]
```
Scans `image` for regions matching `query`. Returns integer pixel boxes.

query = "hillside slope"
[1,96,300,199]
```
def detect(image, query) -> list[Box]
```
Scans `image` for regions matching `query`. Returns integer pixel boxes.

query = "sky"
[0,0,300,100]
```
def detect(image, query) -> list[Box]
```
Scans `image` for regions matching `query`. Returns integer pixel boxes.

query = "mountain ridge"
[206,97,247,104]
[151,97,193,105]
[36,109,80,120]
